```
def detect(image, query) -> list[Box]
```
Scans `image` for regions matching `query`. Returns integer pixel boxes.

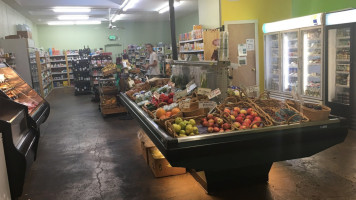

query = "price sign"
[173,90,188,102]
[199,101,217,109]
[197,88,211,96]
[186,81,195,89]
[153,91,160,100]
[179,99,190,109]
[187,83,197,93]
[208,88,221,99]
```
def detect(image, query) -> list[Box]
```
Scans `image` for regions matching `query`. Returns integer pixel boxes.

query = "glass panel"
[282,31,299,92]
[0,66,44,114]
[265,34,280,91]
[302,28,322,98]
[328,27,351,105]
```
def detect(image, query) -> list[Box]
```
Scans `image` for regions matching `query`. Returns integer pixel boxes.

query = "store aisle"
[20,88,356,200]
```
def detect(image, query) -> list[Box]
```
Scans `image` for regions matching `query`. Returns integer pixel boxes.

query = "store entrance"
[225,20,259,89]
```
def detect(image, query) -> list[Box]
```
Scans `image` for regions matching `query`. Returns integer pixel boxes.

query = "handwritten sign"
[179,99,190,109]
[187,83,197,93]
[197,88,211,96]
[173,90,188,102]
[208,88,221,99]
[199,101,217,110]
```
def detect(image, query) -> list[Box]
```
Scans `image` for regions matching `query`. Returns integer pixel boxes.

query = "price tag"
[199,101,217,109]
[208,88,221,99]
[186,80,195,89]
[179,99,190,109]
[153,91,160,100]
[197,88,211,95]
[187,83,197,93]
[173,90,188,102]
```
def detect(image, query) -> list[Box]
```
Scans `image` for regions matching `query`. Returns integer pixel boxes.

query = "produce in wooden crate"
[221,107,263,130]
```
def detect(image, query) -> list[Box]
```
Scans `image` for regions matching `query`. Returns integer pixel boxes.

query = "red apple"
[244,119,252,125]
[208,119,214,124]
[247,108,253,115]
[232,110,239,117]
[238,113,245,118]
[202,121,209,127]
[207,114,214,119]
[251,111,258,118]
[239,125,247,130]
[219,128,224,133]
[233,122,241,129]
[254,117,261,122]
[222,123,231,130]
[209,122,215,127]
[236,116,243,123]
[246,115,254,120]
[217,118,224,126]
[208,127,214,133]
[233,107,240,113]
[240,109,247,115]
[213,127,220,132]
[230,115,236,121]
[252,124,258,129]
[224,108,231,114]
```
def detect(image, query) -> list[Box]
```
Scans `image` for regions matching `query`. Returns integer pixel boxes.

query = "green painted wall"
[176,12,199,39]
[37,21,172,58]
[292,0,356,17]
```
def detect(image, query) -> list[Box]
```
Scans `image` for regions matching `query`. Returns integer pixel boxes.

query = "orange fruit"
[171,108,181,116]
[165,112,172,118]
[159,115,167,120]
[156,108,166,119]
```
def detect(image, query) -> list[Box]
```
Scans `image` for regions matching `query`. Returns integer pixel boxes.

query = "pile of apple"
[201,114,231,133]
[222,107,262,130]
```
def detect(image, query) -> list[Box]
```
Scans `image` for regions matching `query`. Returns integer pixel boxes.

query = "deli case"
[119,61,348,192]
[263,13,324,104]
[0,63,50,198]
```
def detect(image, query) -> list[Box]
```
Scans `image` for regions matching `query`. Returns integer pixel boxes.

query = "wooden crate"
[100,105,126,116]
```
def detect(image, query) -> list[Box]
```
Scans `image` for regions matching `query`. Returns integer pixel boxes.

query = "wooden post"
[169,0,178,60]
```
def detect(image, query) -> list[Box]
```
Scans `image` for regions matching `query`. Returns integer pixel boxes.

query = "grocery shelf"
[51,66,67,69]
[336,71,349,74]
[337,36,350,39]
[53,78,68,81]
[50,55,65,57]
[52,72,68,75]
[336,45,350,48]
[336,59,350,62]
[179,38,203,44]
[51,60,66,62]
[67,54,80,56]
[180,50,204,53]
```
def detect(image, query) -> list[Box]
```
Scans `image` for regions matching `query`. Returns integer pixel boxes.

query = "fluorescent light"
[158,1,181,14]
[112,14,122,22]
[48,21,74,25]
[53,7,91,13]
[75,21,101,25]
[120,0,130,9]
[263,13,322,33]
[48,21,101,25]
[123,0,139,12]
[326,9,356,25]
[58,15,89,20]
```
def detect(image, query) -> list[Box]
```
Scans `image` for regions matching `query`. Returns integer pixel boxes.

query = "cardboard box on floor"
[137,129,186,178]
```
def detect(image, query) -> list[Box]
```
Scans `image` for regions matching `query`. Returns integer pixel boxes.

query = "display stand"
[99,78,126,117]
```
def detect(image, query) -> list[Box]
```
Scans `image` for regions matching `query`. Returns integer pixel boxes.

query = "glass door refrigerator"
[325,9,356,121]
[263,13,324,104]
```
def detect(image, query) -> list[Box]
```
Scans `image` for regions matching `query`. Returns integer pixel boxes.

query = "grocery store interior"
[0,0,356,199]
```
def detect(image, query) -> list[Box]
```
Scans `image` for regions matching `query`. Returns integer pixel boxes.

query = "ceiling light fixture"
[48,21,101,25]
[57,15,89,20]
[158,1,181,14]
[53,7,91,13]
[123,0,139,12]
[120,0,130,9]
[112,14,122,22]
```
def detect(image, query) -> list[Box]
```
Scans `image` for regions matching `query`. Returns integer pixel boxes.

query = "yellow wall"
[221,0,292,91]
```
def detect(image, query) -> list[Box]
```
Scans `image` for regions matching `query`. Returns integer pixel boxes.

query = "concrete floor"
[20,88,356,200]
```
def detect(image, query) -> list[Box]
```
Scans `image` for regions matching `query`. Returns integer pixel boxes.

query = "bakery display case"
[0,62,50,198]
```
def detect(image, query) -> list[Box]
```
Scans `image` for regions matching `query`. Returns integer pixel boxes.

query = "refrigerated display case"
[119,61,347,192]
[263,13,324,103]
[0,62,50,198]
[325,9,356,121]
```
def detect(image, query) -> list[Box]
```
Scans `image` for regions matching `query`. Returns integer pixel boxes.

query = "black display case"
[119,92,348,192]
[0,63,50,198]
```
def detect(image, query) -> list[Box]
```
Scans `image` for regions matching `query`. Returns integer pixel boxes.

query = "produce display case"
[0,63,50,198]
[119,61,347,192]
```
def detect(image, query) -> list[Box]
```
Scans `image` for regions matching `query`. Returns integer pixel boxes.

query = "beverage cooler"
[0,63,50,198]
[325,9,356,124]
[263,13,324,104]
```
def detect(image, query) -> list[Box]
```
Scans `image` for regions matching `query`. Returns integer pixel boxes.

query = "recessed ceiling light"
[123,0,139,12]
[158,1,182,14]
[48,21,101,25]
[53,7,91,13]
[57,15,89,20]
[48,21,74,25]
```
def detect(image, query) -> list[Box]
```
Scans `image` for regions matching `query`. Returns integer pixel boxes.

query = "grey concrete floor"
[20,88,356,200]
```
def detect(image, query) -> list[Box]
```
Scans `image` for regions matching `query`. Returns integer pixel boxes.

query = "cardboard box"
[148,147,186,178]
[17,31,32,39]
[5,35,20,39]
[138,129,155,165]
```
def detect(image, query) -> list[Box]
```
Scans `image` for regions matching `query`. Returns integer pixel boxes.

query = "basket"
[217,98,274,127]
[142,106,156,119]
[181,101,206,117]
[154,112,183,129]
[301,103,331,122]
[252,93,309,125]
[227,87,250,102]
[100,86,117,95]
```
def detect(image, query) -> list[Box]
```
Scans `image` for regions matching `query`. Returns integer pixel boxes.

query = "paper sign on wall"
[246,39,255,51]
[238,56,247,65]
[238,44,247,56]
